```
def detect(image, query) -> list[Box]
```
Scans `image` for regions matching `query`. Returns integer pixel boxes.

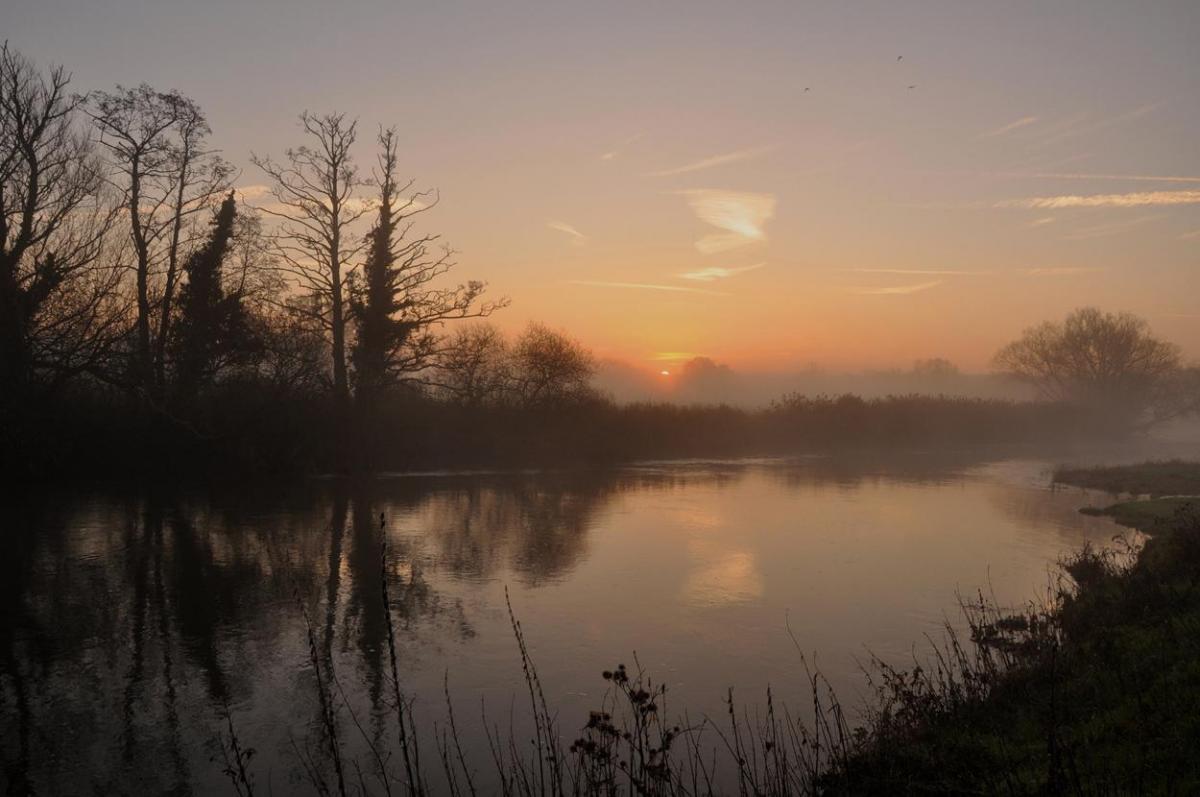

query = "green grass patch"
[1079,496,1199,531]
[1054,459,1200,498]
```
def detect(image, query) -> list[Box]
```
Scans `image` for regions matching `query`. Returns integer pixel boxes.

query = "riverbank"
[1054,459,1200,498]
[3,390,1102,480]
[817,461,1200,794]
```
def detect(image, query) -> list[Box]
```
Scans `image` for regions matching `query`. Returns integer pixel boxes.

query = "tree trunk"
[0,256,29,402]
[154,169,188,395]
[129,156,154,395]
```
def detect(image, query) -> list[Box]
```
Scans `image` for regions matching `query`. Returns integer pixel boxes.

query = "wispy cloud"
[851,280,943,296]
[600,133,643,161]
[844,267,985,276]
[1030,104,1159,149]
[1062,216,1156,240]
[548,220,587,244]
[1180,228,1200,240]
[1023,266,1102,276]
[677,263,766,281]
[1031,216,1056,226]
[981,116,1038,138]
[647,147,771,177]
[235,184,272,201]
[567,280,727,296]
[1002,171,1200,183]
[678,189,776,254]
[998,190,1200,209]
[240,185,426,217]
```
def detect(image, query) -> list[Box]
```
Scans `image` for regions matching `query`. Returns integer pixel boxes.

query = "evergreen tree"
[172,191,241,398]
[351,134,406,400]
[350,129,504,402]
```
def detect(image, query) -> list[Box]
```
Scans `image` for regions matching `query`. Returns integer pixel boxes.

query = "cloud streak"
[844,268,985,276]
[1061,216,1156,240]
[548,220,587,244]
[568,280,727,296]
[981,116,1038,138]
[1023,266,1102,276]
[679,189,776,254]
[647,147,771,177]
[1029,104,1158,149]
[998,190,1200,209]
[677,263,766,281]
[600,133,643,161]
[851,280,943,296]
[1009,172,1200,183]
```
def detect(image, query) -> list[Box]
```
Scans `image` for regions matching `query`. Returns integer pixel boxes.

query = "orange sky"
[11,0,1198,374]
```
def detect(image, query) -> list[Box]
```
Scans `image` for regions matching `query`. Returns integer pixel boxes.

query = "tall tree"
[251,113,367,406]
[171,191,242,398]
[349,128,504,400]
[0,44,120,402]
[994,307,1182,427]
[90,85,232,397]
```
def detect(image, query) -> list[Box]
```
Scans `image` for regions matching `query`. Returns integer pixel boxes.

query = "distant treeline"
[6,387,1097,479]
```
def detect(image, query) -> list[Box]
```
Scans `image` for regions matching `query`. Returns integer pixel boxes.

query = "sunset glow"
[8,1,1199,380]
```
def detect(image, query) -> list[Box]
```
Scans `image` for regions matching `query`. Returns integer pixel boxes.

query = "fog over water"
[594,358,1035,406]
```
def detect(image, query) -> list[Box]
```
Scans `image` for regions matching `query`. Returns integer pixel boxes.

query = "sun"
[660,370,671,376]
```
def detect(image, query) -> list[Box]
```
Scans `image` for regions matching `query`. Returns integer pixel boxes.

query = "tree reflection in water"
[0,469,640,793]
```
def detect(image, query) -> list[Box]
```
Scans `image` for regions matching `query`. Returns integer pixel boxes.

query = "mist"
[595,356,1035,407]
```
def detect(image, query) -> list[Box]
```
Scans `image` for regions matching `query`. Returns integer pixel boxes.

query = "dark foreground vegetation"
[203,464,1200,796]
[816,472,1200,794]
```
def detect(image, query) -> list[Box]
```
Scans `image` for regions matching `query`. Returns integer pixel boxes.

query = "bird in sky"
[897,55,903,61]
[804,87,810,92]
[908,84,917,89]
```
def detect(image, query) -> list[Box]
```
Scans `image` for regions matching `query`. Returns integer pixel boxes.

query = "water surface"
[1,454,1137,793]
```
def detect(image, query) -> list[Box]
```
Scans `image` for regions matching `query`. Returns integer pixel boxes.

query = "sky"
[6,0,1199,375]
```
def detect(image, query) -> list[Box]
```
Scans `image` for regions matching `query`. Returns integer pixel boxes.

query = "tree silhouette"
[509,323,596,407]
[994,307,1182,427]
[171,191,246,398]
[0,44,121,402]
[436,323,511,406]
[90,85,233,398]
[350,128,504,401]
[251,112,367,407]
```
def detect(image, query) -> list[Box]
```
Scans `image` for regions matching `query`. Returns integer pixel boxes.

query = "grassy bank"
[817,464,1200,794]
[1053,460,1200,498]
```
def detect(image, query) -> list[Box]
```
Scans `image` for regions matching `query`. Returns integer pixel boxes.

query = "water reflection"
[0,455,1129,793]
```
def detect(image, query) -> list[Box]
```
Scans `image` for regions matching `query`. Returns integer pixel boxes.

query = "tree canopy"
[994,307,1183,427]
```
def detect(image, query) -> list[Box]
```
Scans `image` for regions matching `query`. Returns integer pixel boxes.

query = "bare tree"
[0,43,120,400]
[509,323,596,407]
[349,128,505,399]
[90,84,233,395]
[251,112,367,406]
[994,307,1182,427]
[435,322,511,406]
